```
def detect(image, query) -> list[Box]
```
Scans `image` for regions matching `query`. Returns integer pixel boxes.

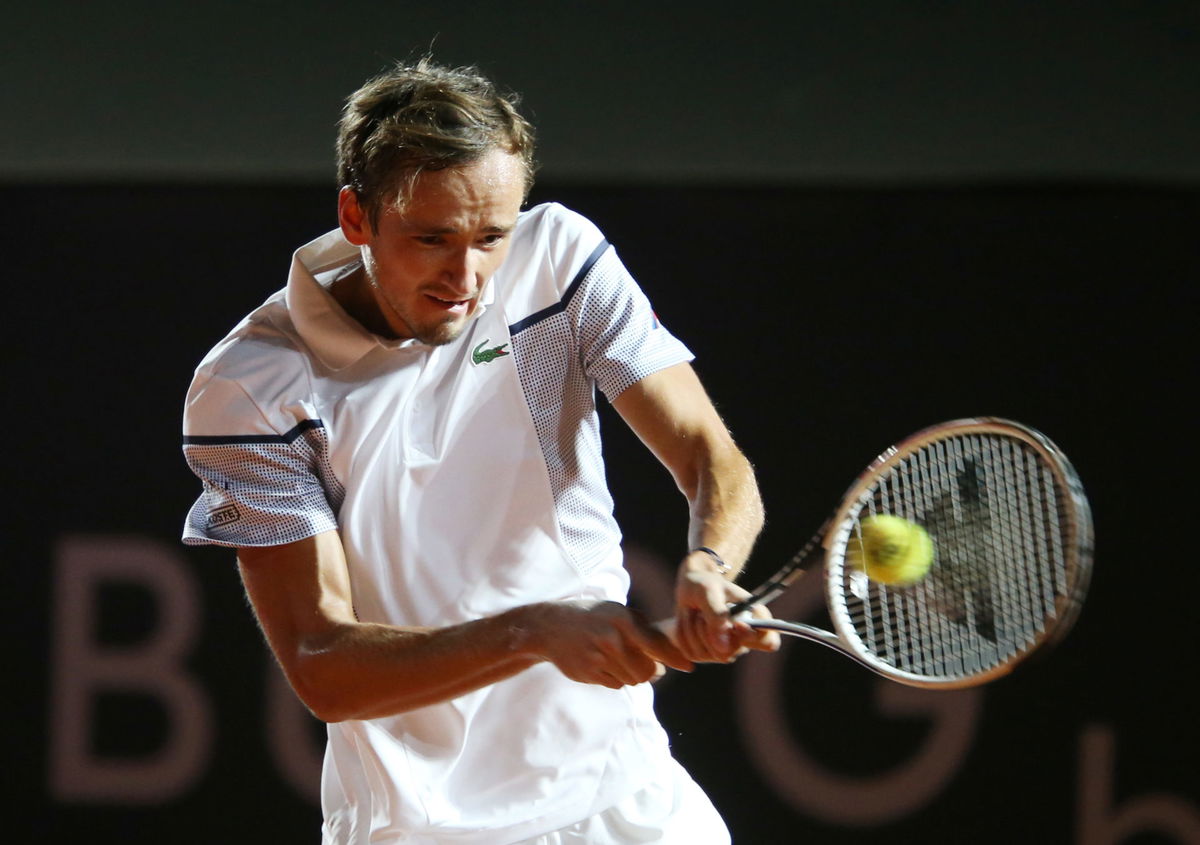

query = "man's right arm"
[237,531,692,722]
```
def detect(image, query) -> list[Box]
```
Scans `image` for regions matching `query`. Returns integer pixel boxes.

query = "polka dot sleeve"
[181,374,344,549]
[570,246,694,400]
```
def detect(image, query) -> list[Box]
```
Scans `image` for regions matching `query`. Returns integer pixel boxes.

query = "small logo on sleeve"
[471,339,510,366]
[207,504,241,528]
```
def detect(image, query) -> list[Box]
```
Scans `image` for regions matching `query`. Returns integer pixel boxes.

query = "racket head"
[821,418,1093,688]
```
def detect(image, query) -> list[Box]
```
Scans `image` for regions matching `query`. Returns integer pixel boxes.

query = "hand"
[519,600,694,689]
[673,552,781,663]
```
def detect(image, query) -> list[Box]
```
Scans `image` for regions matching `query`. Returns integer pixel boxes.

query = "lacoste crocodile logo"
[471,339,510,366]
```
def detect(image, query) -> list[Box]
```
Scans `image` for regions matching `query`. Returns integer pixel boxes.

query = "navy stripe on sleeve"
[183,418,325,446]
[508,240,609,336]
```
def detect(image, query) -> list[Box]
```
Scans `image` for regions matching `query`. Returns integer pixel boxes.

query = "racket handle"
[727,597,761,617]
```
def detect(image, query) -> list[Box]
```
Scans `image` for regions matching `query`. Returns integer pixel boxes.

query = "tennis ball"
[845,514,934,586]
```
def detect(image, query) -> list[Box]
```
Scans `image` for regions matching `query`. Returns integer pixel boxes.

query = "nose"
[440,247,480,296]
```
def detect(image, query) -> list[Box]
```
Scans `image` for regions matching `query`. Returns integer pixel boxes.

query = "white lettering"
[736,571,981,825]
[1077,723,1200,843]
[48,535,213,803]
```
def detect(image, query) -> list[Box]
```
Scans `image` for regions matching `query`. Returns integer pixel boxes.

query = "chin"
[416,318,469,347]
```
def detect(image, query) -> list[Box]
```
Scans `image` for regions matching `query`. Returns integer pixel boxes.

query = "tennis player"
[181,58,777,844]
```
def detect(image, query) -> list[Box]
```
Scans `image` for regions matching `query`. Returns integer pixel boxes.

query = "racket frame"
[739,417,1093,689]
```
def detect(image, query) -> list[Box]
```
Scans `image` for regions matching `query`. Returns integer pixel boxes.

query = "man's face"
[338,148,526,345]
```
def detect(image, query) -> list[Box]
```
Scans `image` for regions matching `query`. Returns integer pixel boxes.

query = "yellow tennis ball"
[845,514,934,586]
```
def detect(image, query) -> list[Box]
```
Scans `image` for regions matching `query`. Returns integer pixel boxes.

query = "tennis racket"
[733,418,1093,689]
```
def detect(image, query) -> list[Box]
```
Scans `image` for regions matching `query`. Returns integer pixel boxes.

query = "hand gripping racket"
[733,418,1093,689]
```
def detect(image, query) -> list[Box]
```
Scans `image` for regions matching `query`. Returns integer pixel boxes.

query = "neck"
[330,264,403,339]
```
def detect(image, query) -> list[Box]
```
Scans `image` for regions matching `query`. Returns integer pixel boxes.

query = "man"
[182,59,777,844]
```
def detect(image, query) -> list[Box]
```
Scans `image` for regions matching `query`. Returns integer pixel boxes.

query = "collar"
[284,228,496,371]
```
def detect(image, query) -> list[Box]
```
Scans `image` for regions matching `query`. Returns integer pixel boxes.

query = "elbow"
[299,689,351,724]
[286,631,425,723]
[283,633,365,723]
[287,654,351,723]
[311,704,355,725]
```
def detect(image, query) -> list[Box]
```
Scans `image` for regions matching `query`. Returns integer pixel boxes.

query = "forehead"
[391,149,526,226]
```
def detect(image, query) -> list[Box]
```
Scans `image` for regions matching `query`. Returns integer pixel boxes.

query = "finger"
[623,648,662,684]
[597,637,661,685]
[732,602,781,652]
[671,608,700,659]
[597,670,624,690]
[698,578,756,659]
[635,615,695,672]
[724,579,754,599]
[675,607,721,662]
[709,628,738,661]
[745,599,772,619]
[661,608,700,663]
[653,616,702,664]
[700,576,736,615]
[733,623,780,653]
[703,624,736,661]
[692,599,737,660]
[678,606,753,663]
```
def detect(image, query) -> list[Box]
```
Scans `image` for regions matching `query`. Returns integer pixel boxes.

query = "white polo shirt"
[181,203,698,844]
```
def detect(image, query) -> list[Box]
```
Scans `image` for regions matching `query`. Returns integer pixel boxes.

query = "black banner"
[7,183,1197,843]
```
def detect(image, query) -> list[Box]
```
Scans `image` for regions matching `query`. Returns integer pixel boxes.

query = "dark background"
[4,3,1197,843]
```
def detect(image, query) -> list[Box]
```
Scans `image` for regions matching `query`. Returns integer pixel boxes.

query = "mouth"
[425,293,475,314]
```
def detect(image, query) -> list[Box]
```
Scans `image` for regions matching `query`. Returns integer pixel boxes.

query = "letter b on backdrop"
[49,535,213,803]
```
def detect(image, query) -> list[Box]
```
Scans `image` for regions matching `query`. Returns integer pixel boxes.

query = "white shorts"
[517,758,730,845]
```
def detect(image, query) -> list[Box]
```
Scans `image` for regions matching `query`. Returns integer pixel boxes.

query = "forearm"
[684,440,765,578]
[608,363,771,661]
[669,438,770,661]
[276,599,691,722]
[610,363,764,578]
[241,533,690,723]
[238,535,545,722]
[288,608,543,722]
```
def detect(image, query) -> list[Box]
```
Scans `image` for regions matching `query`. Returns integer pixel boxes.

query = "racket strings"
[836,432,1078,681]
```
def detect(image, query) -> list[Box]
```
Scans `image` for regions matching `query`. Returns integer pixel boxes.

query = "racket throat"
[749,619,854,656]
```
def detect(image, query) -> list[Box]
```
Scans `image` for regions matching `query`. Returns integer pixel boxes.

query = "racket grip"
[727,598,757,618]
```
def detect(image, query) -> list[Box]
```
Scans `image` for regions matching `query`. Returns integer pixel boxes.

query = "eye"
[414,235,444,246]
[479,232,507,247]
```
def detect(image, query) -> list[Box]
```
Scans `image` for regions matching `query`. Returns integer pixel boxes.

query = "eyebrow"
[403,219,516,236]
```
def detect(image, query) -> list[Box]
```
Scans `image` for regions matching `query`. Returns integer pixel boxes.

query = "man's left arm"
[612,361,780,663]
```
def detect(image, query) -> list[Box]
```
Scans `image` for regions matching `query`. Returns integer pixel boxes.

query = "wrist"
[499,604,551,660]
[685,546,731,577]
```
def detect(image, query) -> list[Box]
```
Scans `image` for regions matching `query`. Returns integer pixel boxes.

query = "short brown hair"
[336,58,536,228]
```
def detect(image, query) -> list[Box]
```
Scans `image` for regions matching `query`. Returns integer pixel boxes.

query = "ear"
[338,187,372,246]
